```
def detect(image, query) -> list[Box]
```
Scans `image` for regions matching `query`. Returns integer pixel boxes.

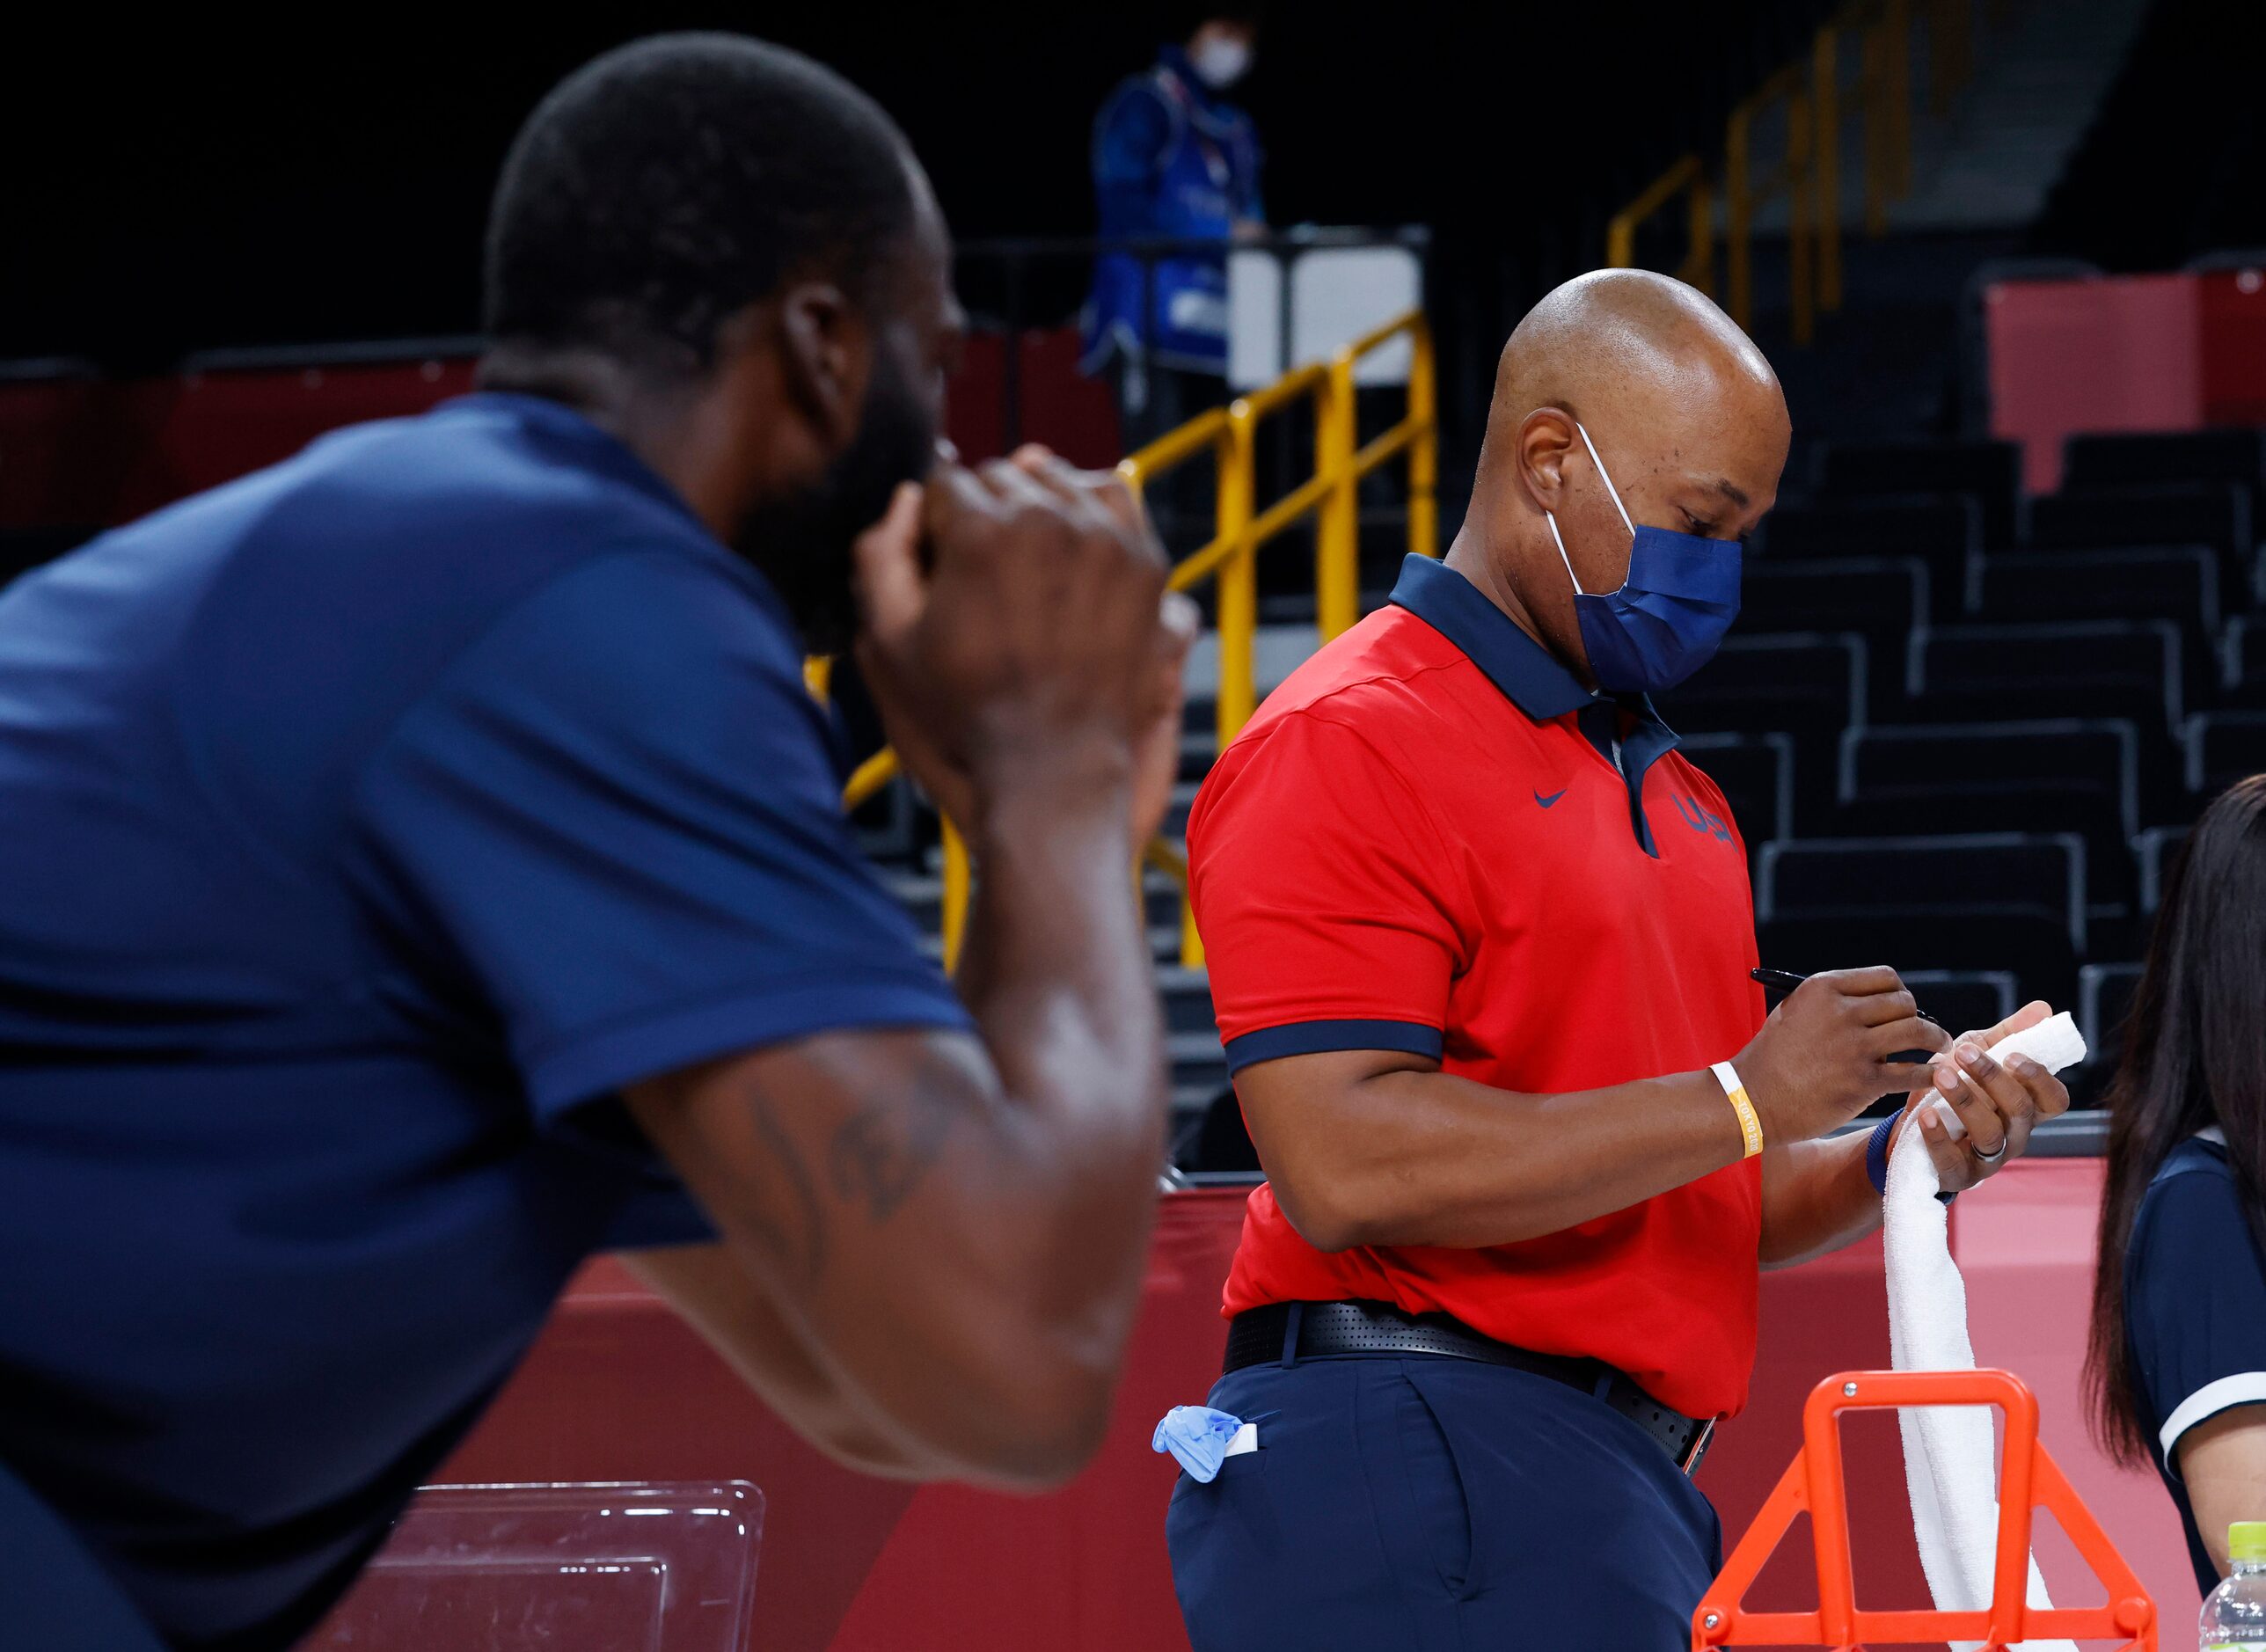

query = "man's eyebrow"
[1704,477,1751,508]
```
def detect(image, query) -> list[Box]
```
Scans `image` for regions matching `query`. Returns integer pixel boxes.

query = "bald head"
[1447,269,1789,688]
[1490,268,1781,448]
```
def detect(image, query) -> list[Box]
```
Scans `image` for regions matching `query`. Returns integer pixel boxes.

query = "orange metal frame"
[1693,1369,2156,1651]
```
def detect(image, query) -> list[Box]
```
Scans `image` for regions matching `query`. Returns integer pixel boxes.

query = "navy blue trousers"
[1166,1349,1723,1650]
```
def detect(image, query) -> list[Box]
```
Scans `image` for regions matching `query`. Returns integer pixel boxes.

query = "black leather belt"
[1224,1299,1716,1474]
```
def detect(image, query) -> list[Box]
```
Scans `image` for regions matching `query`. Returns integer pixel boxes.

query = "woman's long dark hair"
[2087,774,2266,1463]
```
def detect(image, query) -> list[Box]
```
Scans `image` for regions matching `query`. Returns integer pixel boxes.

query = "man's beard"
[736,354,936,656]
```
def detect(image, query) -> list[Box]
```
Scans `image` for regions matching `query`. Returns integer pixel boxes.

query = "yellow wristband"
[1712,1061,1765,1159]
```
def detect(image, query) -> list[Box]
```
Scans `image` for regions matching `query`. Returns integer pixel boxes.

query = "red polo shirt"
[1188,553,1768,1419]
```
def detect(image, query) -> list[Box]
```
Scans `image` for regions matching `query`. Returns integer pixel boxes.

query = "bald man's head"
[1446,269,1789,690]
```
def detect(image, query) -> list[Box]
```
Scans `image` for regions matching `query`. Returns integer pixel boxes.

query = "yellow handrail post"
[1408,316,1438,559]
[1726,103,1755,332]
[1214,410,1257,746]
[1684,175,1714,296]
[1861,11,1890,237]
[1787,88,1815,347]
[939,814,970,974]
[1886,0,1912,196]
[1317,353,1361,641]
[1930,0,1970,113]
[1814,25,1842,313]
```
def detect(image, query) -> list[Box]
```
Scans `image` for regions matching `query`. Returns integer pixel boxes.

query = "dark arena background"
[5,2,2266,1648]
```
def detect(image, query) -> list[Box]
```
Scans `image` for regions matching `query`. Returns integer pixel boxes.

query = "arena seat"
[1735,558,1925,716]
[2062,428,2264,516]
[1851,968,2025,1117]
[2184,708,2266,800]
[2069,960,2145,1107]
[2134,822,2189,914]
[1755,832,2086,1006]
[1833,720,2139,913]
[2027,482,2252,613]
[1810,438,2022,550]
[1757,496,1977,620]
[1899,621,2185,820]
[1678,730,1795,861]
[1904,969,2021,1036]
[306,1481,762,1650]
[1969,547,2220,691]
[2223,614,2266,706]
[1659,633,1864,833]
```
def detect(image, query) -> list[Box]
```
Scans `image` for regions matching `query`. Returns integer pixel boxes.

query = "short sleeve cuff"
[524,968,973,1121]
[2160,1371,2266,1467]
[1222,1018,1443,1075]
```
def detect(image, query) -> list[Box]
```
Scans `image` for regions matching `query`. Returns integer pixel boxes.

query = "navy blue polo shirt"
[2126,1131,2266,1597]
[0,392,969,1649]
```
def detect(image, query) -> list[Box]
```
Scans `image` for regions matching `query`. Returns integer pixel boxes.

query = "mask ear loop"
[1544,418,1636,596]
[1574,420,1637,538]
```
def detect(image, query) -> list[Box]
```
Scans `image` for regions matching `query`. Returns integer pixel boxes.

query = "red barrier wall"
[428,1161,2193,1651]
[1986,274,2204,493]
[1,328,1113,536]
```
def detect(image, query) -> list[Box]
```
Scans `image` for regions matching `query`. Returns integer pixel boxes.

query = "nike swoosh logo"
[1533,787,1568,808]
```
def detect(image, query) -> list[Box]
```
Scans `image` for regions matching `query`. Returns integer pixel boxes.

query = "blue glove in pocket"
[1151,1404,1246,1482]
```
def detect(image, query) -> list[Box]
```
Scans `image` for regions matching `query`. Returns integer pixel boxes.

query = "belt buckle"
[1678,1414,1718,1477]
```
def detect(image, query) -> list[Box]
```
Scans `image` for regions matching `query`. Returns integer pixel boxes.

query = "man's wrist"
[1710,1061,1765,1159]
[966,740,1136,849]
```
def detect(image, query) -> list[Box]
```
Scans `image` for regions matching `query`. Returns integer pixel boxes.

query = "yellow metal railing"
[1605,0,1976,343]
[1606,155,1714,296]
[837,310,1437,972]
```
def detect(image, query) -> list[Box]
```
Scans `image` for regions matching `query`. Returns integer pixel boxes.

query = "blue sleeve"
[2129,1158,2266,1471]
[1094,79,1173,187]
[1233,115,1265,222]
[352,546,972,1129]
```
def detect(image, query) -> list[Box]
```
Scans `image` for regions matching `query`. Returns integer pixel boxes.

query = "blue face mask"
[1545,421,1742,694]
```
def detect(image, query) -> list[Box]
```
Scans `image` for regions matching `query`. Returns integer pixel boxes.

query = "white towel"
[1882,1011,2087,1652]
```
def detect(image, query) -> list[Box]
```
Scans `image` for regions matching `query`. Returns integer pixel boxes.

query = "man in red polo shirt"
[1164,270,2073,1648]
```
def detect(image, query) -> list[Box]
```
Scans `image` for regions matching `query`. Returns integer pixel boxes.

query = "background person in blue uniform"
[2089,773,2266,1597]
[1083,7,1266,451]
[0,33,1194,1652]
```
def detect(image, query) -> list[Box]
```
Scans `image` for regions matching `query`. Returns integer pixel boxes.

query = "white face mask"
[1190,36,1252,89]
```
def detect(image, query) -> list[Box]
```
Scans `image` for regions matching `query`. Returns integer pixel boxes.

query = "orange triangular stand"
[1692,1368,2156,1651]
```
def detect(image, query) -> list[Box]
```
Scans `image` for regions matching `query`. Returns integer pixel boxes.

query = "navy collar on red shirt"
[1386,553,1681,855]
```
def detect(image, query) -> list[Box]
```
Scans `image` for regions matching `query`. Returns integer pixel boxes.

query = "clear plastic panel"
[305,1480,762,1651]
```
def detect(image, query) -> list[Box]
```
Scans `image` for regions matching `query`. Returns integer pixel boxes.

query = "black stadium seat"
[2225,616,2266,708]
[2185,710,2266,800]
[1659,633,1863,832]
[1846,968,2023,1118]
[2069,960,2146,1107]
[1755,832,2086,1006]
[1738,556,1926,713]
[1904,969,2021,1038]
[1758,496,1976,619]
[2135,822,2189,916]
[1969,548,2219,698]
[1678,730,1795,854]
[1812,438,2022,549]
[1833,720,2139,911]
[1899,622,2184,822]
[2063,429,2264,515]
[2028,483,2251,613]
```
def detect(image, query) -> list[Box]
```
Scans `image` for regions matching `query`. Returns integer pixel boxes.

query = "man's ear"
[771,280,871,449]
[1516,407,1579,514]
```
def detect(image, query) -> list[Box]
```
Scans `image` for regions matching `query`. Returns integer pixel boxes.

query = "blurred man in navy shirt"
[1083,7,1266,449]
[0,33,1188,1651]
